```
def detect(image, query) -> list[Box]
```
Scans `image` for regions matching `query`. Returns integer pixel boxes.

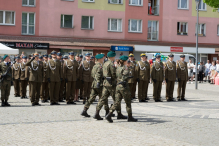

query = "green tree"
[203,0,219,11]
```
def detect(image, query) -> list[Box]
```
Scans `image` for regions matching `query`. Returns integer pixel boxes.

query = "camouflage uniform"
[96,60,121,113]
[85,63,108,110]
[110,65,132,115]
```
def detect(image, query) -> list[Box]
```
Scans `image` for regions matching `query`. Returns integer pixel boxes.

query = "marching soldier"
[96,51,126,119]
[63,51,79,104]
[75,54,81,102]
[25,53,43,106]
[57,52,65,102]
[177,55,188,101]
[79,54,84,100]
[47,50,63,105]
[0,55,12,106]
[151,54,164,102]
[12,56,20,97]
[81,54,109,120]
[19,56,28,99]
[165,53,176,101]
[25,54,33,99]
[128,54,137,100]
[40,54,49,103]
[80,53,95,104]
[106,56,137,123]
[136,53,150,102]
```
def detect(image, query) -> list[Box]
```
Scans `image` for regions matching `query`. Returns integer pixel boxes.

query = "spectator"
[210,61,217,84]
[187,59,194,84]
[205,60,211,82]
[198,62,205,83]
[216,60,219,73]
[193,62,196,79]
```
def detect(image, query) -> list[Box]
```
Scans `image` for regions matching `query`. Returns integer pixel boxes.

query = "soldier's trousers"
[153,81,162,100]
[83,82,92,99]
[40,82,49,100]
[85,87,109,110]
[177,80,187,99]
[20,80,28,97]
[132,81,137,98]
[96,86,120,113]
[30,81,41,104]
[1,80,11,101]
[66,81,76,102]
[138,80,149,100]
[59,80,65,100]
[28,81,31,99]
[49,81,61,103]
[80,83,83,97]
[166,81,175,100]
[13,79,20,96]
[110,89,132,115]
[128,83,133,99]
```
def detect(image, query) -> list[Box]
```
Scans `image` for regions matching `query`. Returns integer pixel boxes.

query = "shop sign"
[170,47,183,52]
[0,42,49,49]
[111,46,133,51]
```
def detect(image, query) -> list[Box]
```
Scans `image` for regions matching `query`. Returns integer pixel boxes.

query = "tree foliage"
[203,0,219,8]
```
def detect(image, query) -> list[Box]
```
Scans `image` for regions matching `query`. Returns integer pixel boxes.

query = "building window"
[22,12,35,35]
[61,0,74,1]
[61,15,73,28]
[178,0,188,9]
[128,19,142,33]
[148,0,159,15]
[82,0,94,2]
[198,0,206,10]
[0,11,15,25]
[108,19,122,32]
[177,22,188,35]
[196,23,206,36]
[81,16,94,29]
[148,21,158,41]
[22,0,35,6]
[129,0,143,6]
[108,0,123,4]
[217,25,219,36]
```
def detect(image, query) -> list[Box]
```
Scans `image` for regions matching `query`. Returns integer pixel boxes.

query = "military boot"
[128,113,138,122]
[5,100,10,106]
[93,110,103,120]
[106,112,113,123]
[1,100,5,107]
[105,109,109,116]
[117,113,127,119]
[81,107,90,117]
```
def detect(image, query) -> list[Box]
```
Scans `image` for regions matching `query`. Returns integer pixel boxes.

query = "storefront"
[0,42,49,57]
[134,45,215,62]
[111,46,134,59]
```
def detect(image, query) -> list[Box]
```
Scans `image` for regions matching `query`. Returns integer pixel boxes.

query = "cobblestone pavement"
[0,82,219,146]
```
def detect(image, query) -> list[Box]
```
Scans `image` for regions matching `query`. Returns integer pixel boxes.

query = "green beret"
[95,54,104,59]
[107,51,116,57]
[119,55,128,61]
[3,55,8,61]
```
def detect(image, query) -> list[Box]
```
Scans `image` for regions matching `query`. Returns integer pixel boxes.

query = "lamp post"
[195,0,200,90]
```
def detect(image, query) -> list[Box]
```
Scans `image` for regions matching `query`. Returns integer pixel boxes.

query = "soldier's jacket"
[80,60,95,82]
[46,59,63,82]
[165,60,176,81]
[102,60,116,87]
[136,60,150,81]
[12,62,20,79]
[25,66,31,79]
[0,62,12,81]
[19,62,27,80]
[63,59,79,81]
[127,61,137,83]
[177,61,188,81]
[151,61,164,81]
[42,61,48,82]
[91,62,103,88]
[25,59,43,82]
[116,65,129,91]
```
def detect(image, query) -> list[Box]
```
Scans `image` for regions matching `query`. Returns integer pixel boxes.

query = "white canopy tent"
[0,43,19,55]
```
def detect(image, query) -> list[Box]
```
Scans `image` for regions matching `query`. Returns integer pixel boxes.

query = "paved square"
[0,83,219,146]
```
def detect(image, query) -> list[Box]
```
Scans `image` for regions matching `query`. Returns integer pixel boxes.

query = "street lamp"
[195,0,200,90]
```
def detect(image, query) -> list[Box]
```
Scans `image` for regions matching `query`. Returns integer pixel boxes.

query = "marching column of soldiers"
[0,51,188,123]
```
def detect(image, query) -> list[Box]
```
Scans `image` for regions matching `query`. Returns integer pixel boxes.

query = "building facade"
[0,0,218,61]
